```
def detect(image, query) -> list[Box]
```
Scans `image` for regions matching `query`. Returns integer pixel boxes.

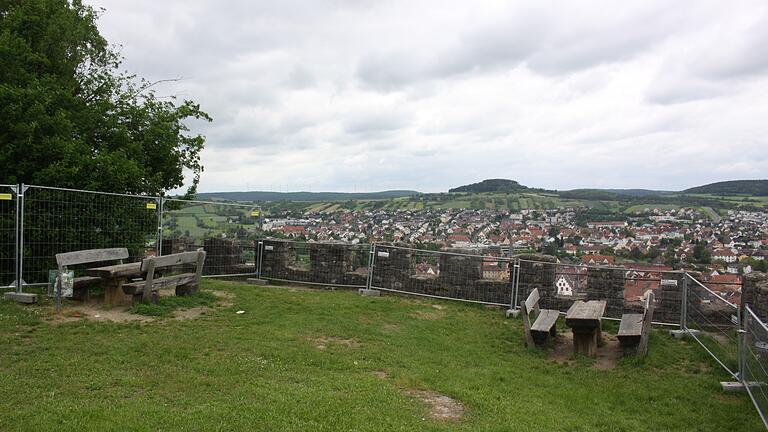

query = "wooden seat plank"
[532,309,560,333]
[618,292,655,357]
[520,288,559,347]
[123,273,197,294]
[73,276,103,287]
[618,313,643,337]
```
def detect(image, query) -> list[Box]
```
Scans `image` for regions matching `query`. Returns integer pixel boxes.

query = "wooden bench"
[123,250,206,304]
[520,288,560,347]
[55,248,130,302]
[617,291,655,357]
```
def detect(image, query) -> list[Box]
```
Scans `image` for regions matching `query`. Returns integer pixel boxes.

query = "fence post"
[256,239,263,278]
[512,259,521,310]
[15,183,28,293]
[680,271,688,330]
[365,243,376,290]
[740,307,749,383]
[155,197,164,256]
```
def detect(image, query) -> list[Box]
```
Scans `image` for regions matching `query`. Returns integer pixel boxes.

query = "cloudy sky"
[89,0,768,193]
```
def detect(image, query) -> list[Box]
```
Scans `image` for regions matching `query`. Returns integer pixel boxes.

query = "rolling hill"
[683,180,768,196]
[196,190,420,202]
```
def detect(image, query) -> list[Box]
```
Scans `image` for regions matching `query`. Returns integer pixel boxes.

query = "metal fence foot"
[721,381,746,393]
[506,309,520,318]
[359,289,381,297]
[669,329,699,339]
[246,278,269,286]
[3,292,37,304]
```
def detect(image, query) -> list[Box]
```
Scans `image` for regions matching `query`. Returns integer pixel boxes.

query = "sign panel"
[0,193,12,200]
[146,202,157,209]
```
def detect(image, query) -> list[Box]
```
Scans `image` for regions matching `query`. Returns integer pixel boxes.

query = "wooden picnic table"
[565,300,607,357]
[86,262,144,307]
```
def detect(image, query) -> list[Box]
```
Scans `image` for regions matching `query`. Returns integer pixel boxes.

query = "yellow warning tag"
[146,203,157,209]
[251,211,260,217]
[0,193,12,200]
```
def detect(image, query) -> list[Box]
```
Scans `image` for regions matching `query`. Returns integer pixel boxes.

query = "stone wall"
[586,267,625,318]
[260,240,368,287]
[743,272,768,322]
[371,245,513,304]
[654,272,684,325]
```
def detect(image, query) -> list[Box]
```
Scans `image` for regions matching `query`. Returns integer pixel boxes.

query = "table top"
[565,300,607,323]
[85,262,143,278]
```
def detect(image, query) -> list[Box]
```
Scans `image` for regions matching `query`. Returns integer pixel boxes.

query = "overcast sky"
[89,0,768,193]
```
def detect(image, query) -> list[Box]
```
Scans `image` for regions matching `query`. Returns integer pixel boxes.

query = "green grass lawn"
[0,280,762,431]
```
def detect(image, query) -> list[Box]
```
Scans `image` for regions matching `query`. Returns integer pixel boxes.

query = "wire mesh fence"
[258,239,370,288]
[684,273,741,379]
[0,185,17,288]
[743,305,768,429]
[370,244,514,305]
[515,257,684,324]
[21,185,159,286]
[162,199,260,276]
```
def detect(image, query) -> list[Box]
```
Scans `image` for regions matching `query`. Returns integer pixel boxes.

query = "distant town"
[260,206,768,305]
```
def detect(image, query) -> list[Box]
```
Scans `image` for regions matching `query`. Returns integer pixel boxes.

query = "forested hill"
[448,179,534,193]
[683,180,768,196]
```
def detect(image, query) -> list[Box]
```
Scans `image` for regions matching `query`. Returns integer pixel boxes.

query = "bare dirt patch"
[405,389,465,422]
[381,323,401,333]
[371,370,389,379]
[48,288,232,324]
[312,336,361,350]
[410,309,445,320]
[549,331,623,370]
[49,303,154,325]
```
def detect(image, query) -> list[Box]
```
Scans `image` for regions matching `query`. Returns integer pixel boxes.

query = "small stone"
[236,310,245,314]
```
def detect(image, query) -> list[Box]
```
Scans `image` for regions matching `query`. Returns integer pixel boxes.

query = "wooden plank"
[520,298,535,347]
[73,276,103,288]
[123,274,197,294]
[531,309,559,333]
[56,248,129,267]
[86,262,143,278]
[638,292,655,357]
[141,251,202,271]
[524,288,540,313]
[566,300,606,323]
[618,313,643,337]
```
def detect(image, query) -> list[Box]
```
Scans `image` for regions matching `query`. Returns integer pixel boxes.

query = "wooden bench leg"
[72,286,89,302]
[176,283,198,297]
[572,327,598,357]
[104,280,131,307]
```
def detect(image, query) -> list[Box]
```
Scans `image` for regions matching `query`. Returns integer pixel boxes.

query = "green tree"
[0,0,211,196]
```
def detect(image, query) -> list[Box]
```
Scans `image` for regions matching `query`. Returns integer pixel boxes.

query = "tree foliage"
[0,0,211,196]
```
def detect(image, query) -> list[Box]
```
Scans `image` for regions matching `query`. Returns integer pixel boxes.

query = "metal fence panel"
[744,306,768,429]
[516,258,683,325]
[21,185,159,285]
[684,273,740,378]
[0,185,17,288]
[162,199,259,276]
[259,239,370,288]
[370,244,513,305]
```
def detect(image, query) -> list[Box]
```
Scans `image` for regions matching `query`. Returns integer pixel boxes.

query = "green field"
[0,280,761,431]
[258,189,768,215]
[163,203,259,240]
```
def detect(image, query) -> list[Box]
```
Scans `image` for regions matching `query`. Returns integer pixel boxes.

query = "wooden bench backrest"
[140,251,204,272]
[522,288,540,316]
[638,291,655,356]
[140,250,207,302]
[55,248,129,269]
[520,288,542,347]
